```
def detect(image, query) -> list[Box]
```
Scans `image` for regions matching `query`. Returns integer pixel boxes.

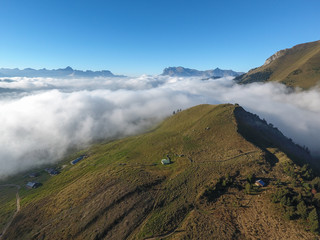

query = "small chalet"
[161,159,171,165]
[49,170,60,176]
[255,179,266,187]
[71,155,85,165]
[45,168,60,176]
[26,182,41,189]
[161,154,172,165]
[44,168,54,173]
[28,172,39,178]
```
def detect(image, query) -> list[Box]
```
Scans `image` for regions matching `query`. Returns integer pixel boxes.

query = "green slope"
[0,104,318,240]
[236,40,320,89]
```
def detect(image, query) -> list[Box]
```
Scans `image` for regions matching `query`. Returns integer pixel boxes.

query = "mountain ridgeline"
[235,40,320,88]
[162,66,243,78]
[0,67,123,78]
[1,104,319,240]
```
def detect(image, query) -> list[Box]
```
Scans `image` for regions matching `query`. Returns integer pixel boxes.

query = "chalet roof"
[49,170,60,175]
[26,182,36,188]
[255,179,266,187]
[26,182,41,188]
[161,159,171,165]
[71,155,85,165]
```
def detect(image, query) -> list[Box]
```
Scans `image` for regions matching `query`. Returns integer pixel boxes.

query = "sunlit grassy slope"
[0,104,318,240]
[236,40,320,89]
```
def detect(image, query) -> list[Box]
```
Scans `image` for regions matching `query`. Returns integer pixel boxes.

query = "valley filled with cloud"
[0,76,319,178]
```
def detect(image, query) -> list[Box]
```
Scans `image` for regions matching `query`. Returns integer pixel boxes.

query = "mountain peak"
[0,67,120,78]
[63,66,73,71]
[236,40,320,88]
[162,66,242,77]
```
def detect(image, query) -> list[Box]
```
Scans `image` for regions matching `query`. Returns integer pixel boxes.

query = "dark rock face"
[234,106,312,164]
[234,68,273,83]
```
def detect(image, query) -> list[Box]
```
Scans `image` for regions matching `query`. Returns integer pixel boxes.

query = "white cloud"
[0,76,319,178]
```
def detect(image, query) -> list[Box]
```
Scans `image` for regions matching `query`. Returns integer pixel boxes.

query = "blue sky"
[0,0,319,76]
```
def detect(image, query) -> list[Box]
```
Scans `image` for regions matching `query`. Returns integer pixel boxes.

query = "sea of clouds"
[0,75,319,178]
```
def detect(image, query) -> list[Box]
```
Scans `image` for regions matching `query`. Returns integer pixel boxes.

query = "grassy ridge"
[236,40,320,89]
[0,104,317,240]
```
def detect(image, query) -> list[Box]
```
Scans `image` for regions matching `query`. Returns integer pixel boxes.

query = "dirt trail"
[0,184,21,240]
[198,150,259,164]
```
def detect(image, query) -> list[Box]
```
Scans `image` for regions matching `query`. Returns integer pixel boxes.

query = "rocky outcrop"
[263,49,287,66]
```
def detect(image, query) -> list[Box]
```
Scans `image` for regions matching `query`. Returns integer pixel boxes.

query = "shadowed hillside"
[235,40,320,89]
[1,104,318,240]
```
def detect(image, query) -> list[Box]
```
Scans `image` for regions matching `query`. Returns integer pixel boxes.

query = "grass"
[0,186,17,233]
[238,40,320,89]
[0,103,317,240]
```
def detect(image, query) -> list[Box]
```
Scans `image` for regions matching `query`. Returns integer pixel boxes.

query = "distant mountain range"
[162,66,243,78]
[0,66,244,79]
[235,40,320,89]
[0,67,123,78]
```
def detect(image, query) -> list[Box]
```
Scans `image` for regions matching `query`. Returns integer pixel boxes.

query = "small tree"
[284,206,295,220]
[297,193,303,201]
[313,193,320,207]
[301,164,309,172]
[247,174,255,184]
[280,196,287,206]
[222,179,227,187]
[308,208,319,233]
[311,177,320,191]
[245,183,252,194]
[286,196,292,206]
[297,201,308,220]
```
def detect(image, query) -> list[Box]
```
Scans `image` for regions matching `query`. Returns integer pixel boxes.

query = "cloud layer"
[0,76,319,178]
